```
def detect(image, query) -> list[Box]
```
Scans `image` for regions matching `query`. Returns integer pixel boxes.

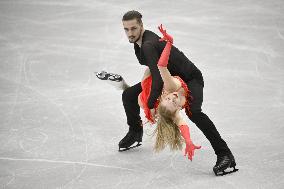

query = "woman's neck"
[178,90,186,107]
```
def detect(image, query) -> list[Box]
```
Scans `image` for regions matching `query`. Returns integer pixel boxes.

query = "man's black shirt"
[134,30,203,109]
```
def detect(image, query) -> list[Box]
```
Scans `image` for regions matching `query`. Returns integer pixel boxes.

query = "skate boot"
[94,71,129,90]
[118,129,143,152]
[213,153,238,176]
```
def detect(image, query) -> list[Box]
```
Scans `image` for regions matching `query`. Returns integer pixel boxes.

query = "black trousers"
[122,79,231,156]
[185,79,231,156]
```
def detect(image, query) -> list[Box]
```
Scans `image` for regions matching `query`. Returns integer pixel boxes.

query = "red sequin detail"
[140,76,159,123]
[173,76,192,116]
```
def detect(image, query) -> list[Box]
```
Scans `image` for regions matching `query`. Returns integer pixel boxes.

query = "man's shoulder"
[141,30,160,51]
[142,30,160,44]
[144,29,159,37]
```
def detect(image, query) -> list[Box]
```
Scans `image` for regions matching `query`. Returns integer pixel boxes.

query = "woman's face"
[160,92,181,113]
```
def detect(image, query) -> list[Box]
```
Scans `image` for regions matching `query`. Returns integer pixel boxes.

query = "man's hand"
[158,24,173,44]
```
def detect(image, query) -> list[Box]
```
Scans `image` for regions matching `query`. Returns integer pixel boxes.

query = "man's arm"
[141,42,163,109]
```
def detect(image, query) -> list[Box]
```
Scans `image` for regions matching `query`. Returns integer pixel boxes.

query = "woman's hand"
[184,141,201,161]
[158,24,173,44]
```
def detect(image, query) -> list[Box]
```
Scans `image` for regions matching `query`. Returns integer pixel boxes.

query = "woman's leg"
[138,93,143,109]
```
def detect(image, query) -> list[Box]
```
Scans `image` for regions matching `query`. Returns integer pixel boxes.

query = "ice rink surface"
[0,0,283,188]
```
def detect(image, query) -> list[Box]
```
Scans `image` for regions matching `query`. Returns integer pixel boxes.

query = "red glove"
[158,24,173,43]
[157,24,173,67]
[179,124,201,161]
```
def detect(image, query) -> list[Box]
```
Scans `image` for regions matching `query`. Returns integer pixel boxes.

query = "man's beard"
[128,29,142,43]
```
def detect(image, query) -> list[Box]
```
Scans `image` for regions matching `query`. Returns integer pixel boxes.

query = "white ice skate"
[94,71,129,90]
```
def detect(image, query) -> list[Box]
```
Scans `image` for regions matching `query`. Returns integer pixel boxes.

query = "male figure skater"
[118,10,237,176]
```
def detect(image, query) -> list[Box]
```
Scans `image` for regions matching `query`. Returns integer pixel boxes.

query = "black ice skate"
[94,71,129,90]
[213,153,238,176]
[118,130,143,152]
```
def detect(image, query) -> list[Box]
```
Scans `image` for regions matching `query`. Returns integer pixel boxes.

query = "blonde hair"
[153,103,183,152]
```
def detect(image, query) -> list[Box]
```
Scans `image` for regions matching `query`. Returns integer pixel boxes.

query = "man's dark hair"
[122,10,143,24]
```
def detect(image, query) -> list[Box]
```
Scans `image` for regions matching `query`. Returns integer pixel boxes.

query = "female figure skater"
[138,25,201,160]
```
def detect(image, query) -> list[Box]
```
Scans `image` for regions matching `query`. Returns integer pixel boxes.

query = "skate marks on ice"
[0,157,136,172]
[0,0,284,188]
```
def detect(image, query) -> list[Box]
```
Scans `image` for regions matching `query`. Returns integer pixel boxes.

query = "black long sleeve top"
[134,30,203,109]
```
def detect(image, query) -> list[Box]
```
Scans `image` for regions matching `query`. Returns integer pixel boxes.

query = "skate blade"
[118,142,142,152]
[94,71,108,80]
[215,167,239,176]
[94,71,123,82]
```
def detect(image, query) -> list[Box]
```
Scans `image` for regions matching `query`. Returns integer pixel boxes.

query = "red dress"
[139,75,192,123]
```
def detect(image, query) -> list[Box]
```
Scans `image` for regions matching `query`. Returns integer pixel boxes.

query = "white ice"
[0,0,284,189]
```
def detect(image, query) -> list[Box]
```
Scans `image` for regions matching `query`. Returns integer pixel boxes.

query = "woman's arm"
[157,25,180,92]
[174,113,201,161]
[174,112,187,125]
[158,66,180,92]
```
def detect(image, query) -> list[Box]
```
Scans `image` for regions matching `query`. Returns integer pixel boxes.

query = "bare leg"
[138,93,143,109]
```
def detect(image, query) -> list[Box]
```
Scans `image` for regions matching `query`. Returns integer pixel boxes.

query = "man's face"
[122,19,143,43]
